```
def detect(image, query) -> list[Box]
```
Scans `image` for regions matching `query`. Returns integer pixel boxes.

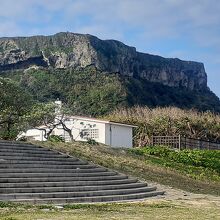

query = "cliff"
[0,32,207,91]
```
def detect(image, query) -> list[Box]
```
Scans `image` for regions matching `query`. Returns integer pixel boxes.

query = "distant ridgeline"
[0,32,219,115]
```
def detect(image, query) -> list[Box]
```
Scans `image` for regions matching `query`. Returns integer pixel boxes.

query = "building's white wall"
[53,119,106,144]
[105,124,110,146]
[19,129,45,141]
[105,124,133,148]
[19,117,134,148]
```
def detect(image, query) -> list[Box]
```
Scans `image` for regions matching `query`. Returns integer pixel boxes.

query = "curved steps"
[0,141,165,204]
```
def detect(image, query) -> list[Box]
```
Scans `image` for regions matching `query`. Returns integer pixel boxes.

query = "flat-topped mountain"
[0,32,219,114]
[0,32,207,91]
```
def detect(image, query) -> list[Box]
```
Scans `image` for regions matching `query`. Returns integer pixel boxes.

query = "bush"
[87,138,99,145]
[48,135,65,143]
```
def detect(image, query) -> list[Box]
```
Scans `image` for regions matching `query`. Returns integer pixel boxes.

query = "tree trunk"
[60,121,74,142]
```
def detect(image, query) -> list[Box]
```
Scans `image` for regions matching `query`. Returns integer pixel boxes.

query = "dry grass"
[106,106,220,146]
[1,200,220,220]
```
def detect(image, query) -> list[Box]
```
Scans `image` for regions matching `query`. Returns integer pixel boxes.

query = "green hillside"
[2,66,220,116]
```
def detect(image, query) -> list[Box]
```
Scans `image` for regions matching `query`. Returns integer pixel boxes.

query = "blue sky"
[1,0,220,98]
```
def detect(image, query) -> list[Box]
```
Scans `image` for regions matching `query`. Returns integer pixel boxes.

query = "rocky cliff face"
[0,32,207,90]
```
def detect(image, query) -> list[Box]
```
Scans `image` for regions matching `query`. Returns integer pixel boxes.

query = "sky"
[0,0,220,98]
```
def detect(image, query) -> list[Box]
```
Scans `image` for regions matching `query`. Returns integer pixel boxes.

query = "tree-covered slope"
[2,66,220,115]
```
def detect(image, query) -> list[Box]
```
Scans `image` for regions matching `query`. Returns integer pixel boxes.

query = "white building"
[20,115,137,148]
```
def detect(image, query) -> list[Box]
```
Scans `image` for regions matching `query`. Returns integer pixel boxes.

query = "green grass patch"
[129,146,220,181]
[0,201,219,220]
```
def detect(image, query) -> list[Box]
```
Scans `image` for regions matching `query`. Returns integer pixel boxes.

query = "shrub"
[87,138,99,145]
[48,135,65,143]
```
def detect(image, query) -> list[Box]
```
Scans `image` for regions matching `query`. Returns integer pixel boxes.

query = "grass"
[130,146,220,182]
[0,200,220,220]
[36,141,220,196]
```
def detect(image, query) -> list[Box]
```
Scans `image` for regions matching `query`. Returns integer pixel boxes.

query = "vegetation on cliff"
[2,66,220,115]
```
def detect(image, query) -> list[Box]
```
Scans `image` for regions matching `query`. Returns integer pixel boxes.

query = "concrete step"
[0,183,149,194]
[0,156,78,161]
[0,152,71,158]
[0,160,86,165]
[0,143,45,150]
[0,141,165,204]
[0,175,128,183]
[0,140,19,144]
[0,145,58,153]
[0,147,52,153]
[0,164,96,169]
[0,171,117,178]
[3,191,165,204]
[0,150,65,157]
[0,179,138,189]
[0,142,35,147]
[0,186,157,199]
[0,148,57,154]
[0,167,107,173]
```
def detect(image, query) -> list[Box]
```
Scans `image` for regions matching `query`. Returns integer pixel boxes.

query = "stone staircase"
[0,141,165,204]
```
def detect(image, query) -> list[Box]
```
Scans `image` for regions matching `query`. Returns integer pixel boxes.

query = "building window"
[80,129,99,139]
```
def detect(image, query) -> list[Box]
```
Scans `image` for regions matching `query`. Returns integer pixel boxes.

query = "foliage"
[23,102,56,128]
[87,138,99,145]
[2,66,220,117]
[20,102,56,140]
[106,106,220,146]
[2,66,127,116]
[0,201,15,208]
[22,102,75,141]
[124,77,220,112]
[0,77,33,139]
[130,146,220,175]
[48,135,65,142]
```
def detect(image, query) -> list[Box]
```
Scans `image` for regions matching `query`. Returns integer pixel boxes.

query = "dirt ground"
[144,180,220,208]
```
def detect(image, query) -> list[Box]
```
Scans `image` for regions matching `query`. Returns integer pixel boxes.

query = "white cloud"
[0,0,219,49]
